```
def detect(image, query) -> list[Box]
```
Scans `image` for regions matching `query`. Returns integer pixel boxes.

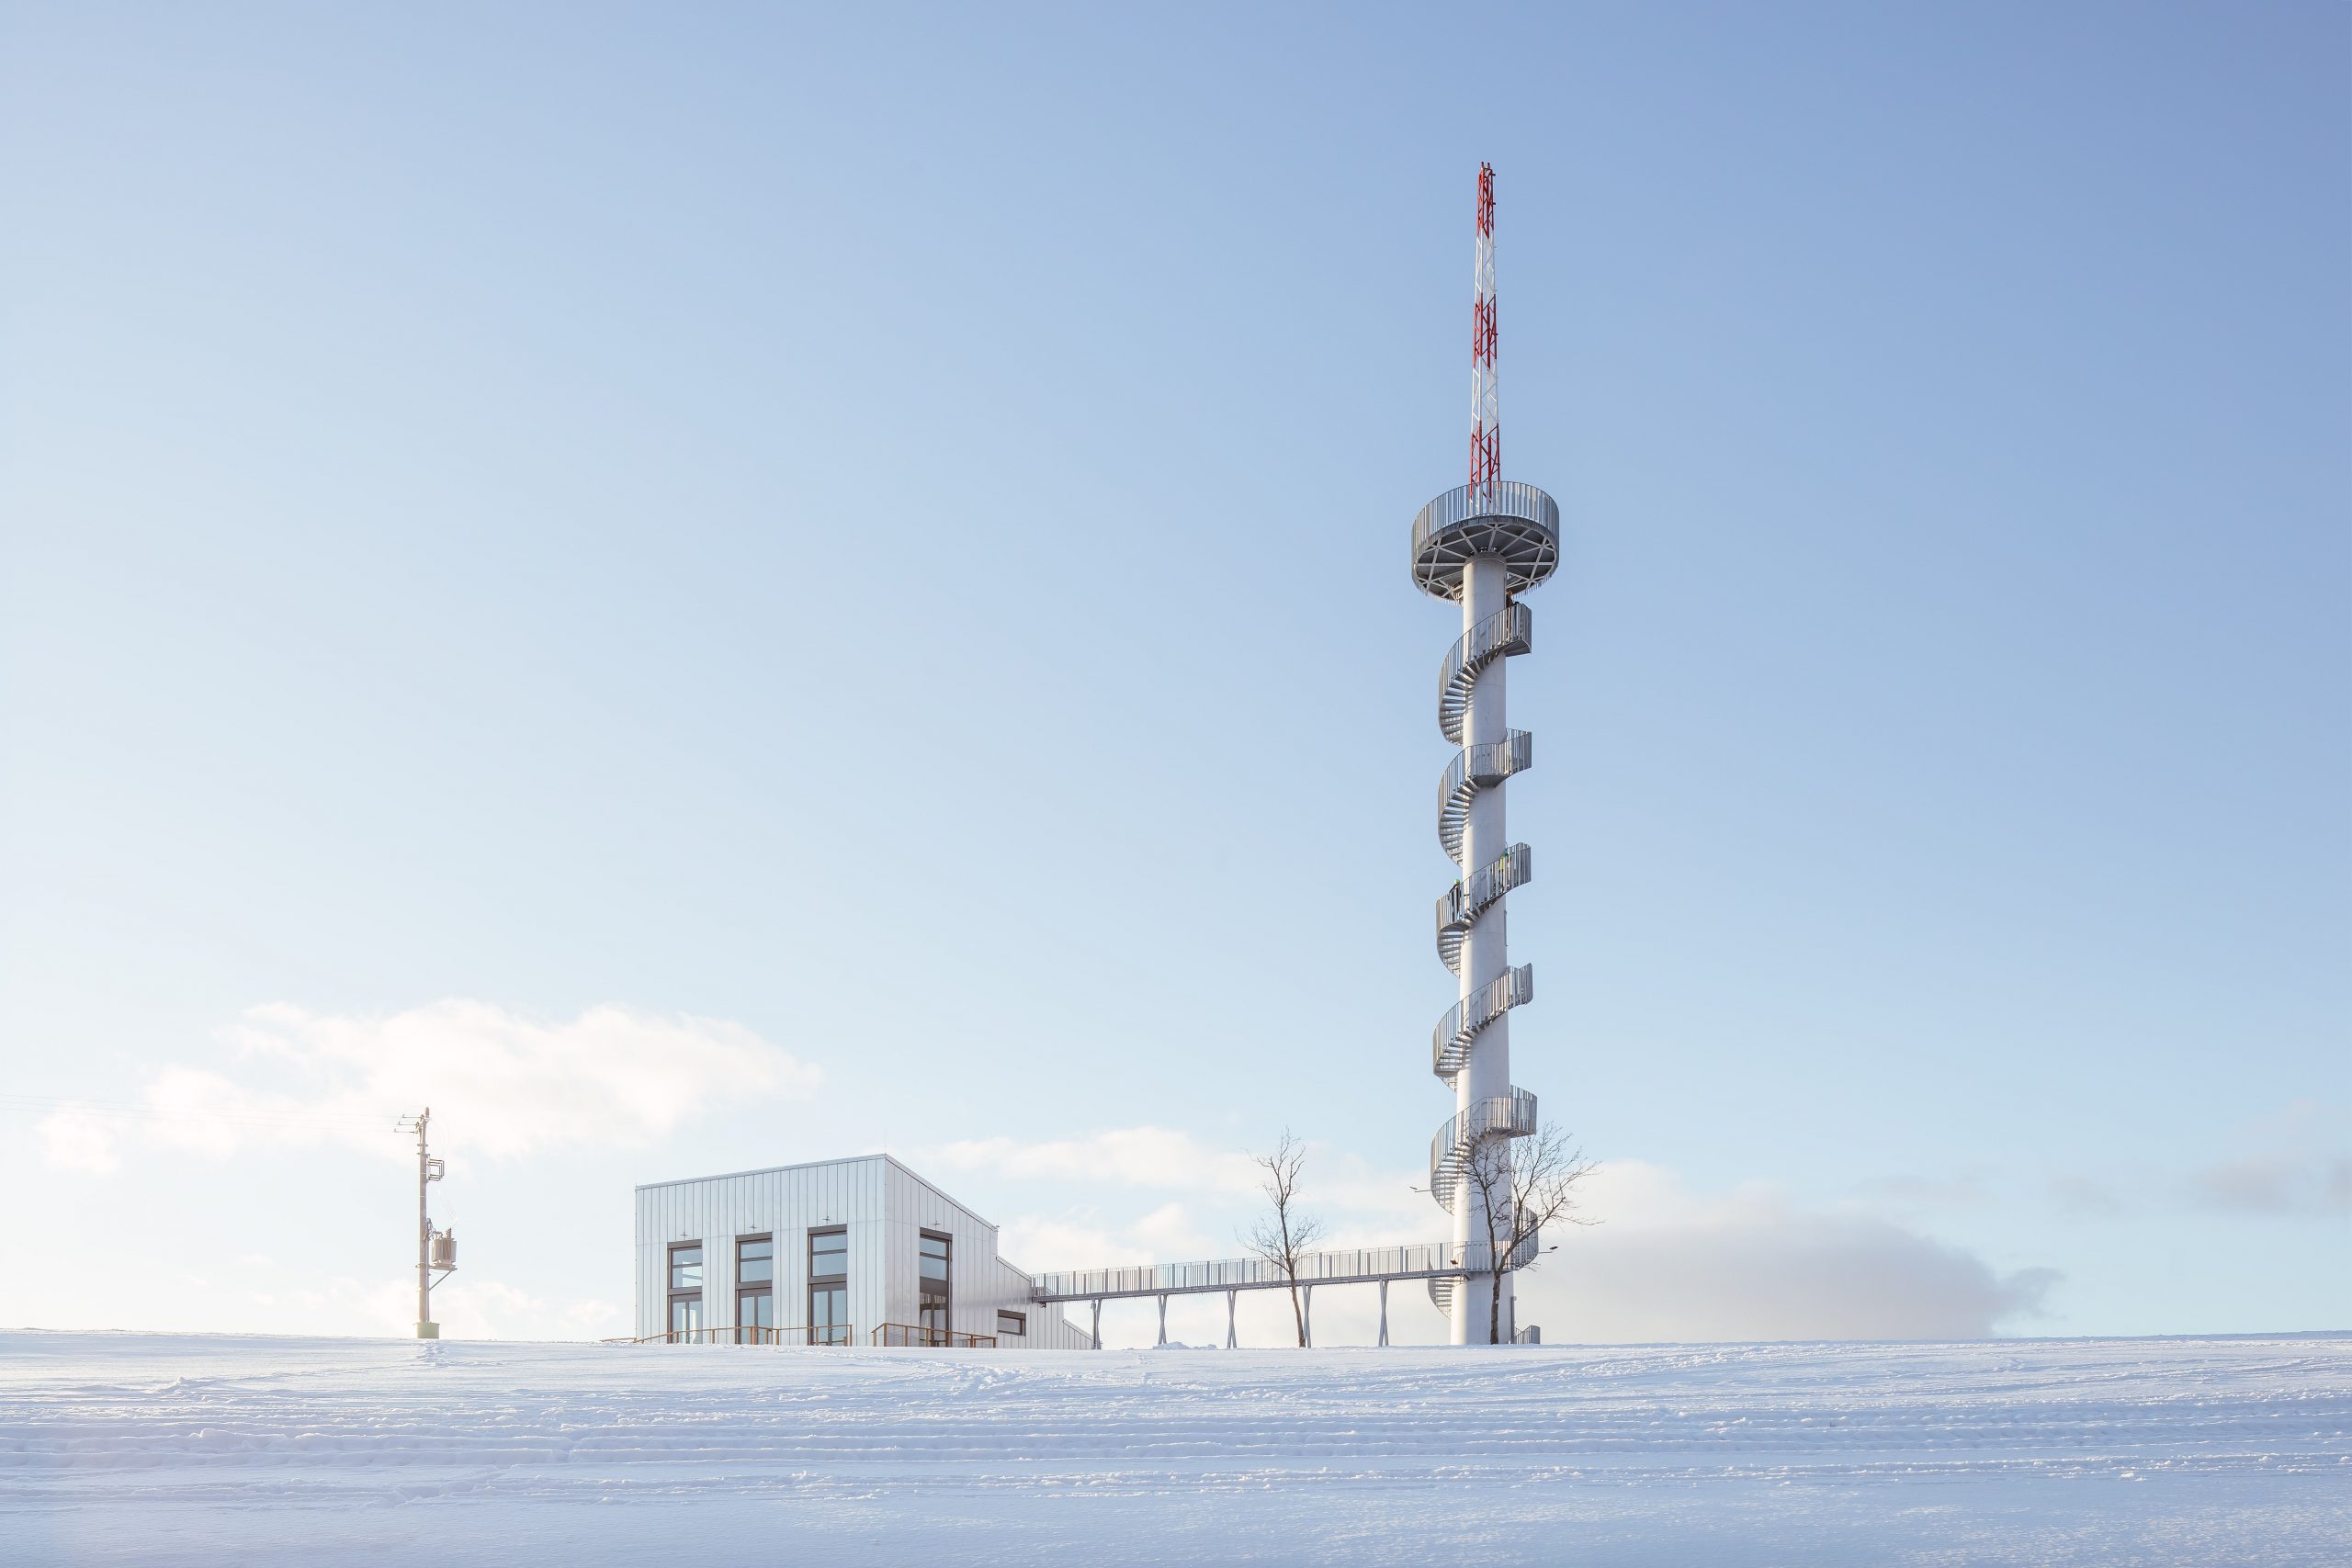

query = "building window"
[667,1242,704,1342]
[919,1231,951,1346]
[997,1310,1026,1337]
[736,1235,774,1344]
[808,1228,848,1346]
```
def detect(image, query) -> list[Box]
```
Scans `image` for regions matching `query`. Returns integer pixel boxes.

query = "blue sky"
[2,2,2345,1347]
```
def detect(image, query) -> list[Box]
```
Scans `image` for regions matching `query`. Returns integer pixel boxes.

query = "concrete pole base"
[415,1323,439,1339]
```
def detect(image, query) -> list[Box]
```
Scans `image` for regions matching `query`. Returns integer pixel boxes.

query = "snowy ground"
[0,1331,2344,1566]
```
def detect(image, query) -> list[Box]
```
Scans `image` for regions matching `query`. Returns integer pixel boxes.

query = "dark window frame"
[735,1234,774,1344]
[808,1226,849,1346]
[666,1241,705,1341]
[997,1309,1026,1337]
[918,1229,952,1345]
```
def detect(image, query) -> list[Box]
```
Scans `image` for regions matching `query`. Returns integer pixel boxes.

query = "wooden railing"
[605,1324,854,1347]
[870,1323,998,1348]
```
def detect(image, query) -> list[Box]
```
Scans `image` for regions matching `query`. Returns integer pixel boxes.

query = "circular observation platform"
[1410,480,1561,601]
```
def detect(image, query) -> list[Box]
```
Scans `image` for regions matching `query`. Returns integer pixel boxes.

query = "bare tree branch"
[1243,1129,1325,1346]
[1455,1123,1597,1344]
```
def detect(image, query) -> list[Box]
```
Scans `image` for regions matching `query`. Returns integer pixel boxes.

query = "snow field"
[0,1330,2344,1565]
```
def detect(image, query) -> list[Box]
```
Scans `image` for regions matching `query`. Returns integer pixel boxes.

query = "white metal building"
[632,1154,1093,1348]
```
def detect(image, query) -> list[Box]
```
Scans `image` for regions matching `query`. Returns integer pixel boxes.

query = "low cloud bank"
[1518,1162,2056,1343]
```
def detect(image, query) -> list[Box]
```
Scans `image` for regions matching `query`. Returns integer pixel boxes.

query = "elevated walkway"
[1029,1241,1529,1348]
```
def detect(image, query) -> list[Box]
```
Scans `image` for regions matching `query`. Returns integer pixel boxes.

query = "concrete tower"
[1415,164,1558,1344]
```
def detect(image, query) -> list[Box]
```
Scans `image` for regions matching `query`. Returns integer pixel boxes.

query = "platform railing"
[1410,479,1558,558]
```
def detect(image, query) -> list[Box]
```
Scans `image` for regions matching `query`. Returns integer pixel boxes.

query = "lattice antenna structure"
[1469,163,1500,502]
[1408,161,1561,1344]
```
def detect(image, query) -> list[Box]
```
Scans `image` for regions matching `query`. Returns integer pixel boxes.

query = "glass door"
[809,1285,847,1346]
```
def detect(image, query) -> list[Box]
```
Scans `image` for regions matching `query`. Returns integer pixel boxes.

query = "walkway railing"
[1030,1241,1532,1303]
[1034,1239,1543,1345]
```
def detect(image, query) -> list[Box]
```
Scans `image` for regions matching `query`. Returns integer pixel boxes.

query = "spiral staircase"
[1412,479,1560,1333]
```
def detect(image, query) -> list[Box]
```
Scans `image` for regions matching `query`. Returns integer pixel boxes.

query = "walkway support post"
[1155,1294,1168,1348]
[1302,1285,1314,1348]
[1378,1279,1390,1348]
[1225,1289,1238,1349]
[1090,1299,1102,1349]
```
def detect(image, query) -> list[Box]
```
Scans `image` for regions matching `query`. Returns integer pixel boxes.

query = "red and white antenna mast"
[1469,162,1500,502]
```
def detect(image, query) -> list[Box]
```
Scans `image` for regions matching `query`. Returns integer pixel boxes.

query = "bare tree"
[1244,1129,1325,1346]
[1456,1122,1596,1345]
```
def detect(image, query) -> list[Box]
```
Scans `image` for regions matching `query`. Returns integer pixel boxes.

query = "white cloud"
[39,999,820,1173]
[1522,1161,2058,1343]
[1001,1201,1214,1273]
[2191,1154,2351,1214]
[2187,1102,2349,1215]
[933,1126,1434,1234]
[933,1127,1265,1196]
[38,1108,123,1174]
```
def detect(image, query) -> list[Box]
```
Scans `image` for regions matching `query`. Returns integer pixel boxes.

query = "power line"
[0,1092,402,1131]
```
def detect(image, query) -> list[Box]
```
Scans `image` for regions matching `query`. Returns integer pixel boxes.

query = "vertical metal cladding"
[1408,164,1562,1343]
[629,1154,1094,1348]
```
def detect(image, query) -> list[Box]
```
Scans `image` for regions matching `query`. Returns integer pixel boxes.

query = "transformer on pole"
[397,1108,457,1338]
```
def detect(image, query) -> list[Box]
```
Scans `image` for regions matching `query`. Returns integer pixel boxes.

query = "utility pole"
[397,1109,456,1338]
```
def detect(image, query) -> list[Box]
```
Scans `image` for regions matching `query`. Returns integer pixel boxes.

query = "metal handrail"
[1438,603,1532,744]
[1465,1235,1541,1272]
[1429,1235,1544,1314]
[1437,730,1532,865]
[1431,964,1533,1082]
[1436,843,1532,976]
[870,1323,1000,1348]
[1428,1088,1540,1206]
